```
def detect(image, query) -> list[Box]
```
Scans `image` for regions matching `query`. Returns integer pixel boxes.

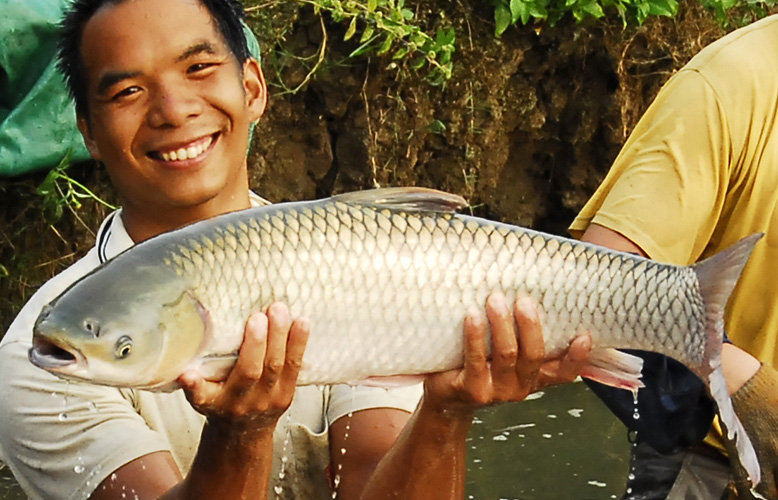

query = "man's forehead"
[81,0,229,70]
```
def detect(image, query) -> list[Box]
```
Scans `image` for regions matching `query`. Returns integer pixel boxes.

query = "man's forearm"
[360,396,474,500]
[163,421,276,499]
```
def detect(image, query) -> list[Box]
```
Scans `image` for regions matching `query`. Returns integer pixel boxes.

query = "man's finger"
[278,317,311,394]
[485,293,519,396]
[556,334,592,382]
[179,371,226,411]
[513,297,545,384]
[227,312,269,396]
[262,302,292,388]
[462,309,490,403]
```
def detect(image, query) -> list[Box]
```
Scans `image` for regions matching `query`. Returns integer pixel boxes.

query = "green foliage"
[36,153,115,225]
[490,0,774,32]
[304,0,455,84]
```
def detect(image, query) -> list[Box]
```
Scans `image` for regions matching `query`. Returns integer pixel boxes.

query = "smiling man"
[0,0,591,498]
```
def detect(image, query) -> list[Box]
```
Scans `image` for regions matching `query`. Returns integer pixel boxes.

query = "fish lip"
[28,335,84,371]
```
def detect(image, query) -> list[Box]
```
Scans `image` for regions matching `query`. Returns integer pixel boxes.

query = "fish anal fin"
[333,187,467,213]
[579,347,645,393]
[354,374,426,388]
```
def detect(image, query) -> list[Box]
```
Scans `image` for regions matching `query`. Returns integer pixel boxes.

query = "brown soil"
[0,1,766,331]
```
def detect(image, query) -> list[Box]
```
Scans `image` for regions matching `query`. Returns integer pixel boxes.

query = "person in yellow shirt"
[570,13,778,499]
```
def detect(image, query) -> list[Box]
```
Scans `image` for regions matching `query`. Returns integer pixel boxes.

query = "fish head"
[29,260,207,390]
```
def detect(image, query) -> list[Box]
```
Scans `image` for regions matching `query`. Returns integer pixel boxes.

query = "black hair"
[57,0,250,116]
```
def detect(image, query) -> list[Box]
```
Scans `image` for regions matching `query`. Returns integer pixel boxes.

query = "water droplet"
[281,455,288,463]
[58,412,69,421]
[278,471,285,480]
[74,465,85,474]
[273,485,283,495]
[628,473,636,481]
[340,447,346,455]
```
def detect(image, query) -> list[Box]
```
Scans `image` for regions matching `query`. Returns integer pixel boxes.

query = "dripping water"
[331,387,356,499]
[274,411,294,498]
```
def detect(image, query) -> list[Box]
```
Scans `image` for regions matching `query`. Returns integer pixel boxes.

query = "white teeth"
[158,137,212,162]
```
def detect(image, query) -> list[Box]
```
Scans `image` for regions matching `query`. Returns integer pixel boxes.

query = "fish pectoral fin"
[579,347,645,393]
[197,354,239,382]
[353,374,426,388]
[333,187,467,213]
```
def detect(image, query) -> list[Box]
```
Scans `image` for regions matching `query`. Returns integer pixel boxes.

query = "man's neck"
[121,191,252,243]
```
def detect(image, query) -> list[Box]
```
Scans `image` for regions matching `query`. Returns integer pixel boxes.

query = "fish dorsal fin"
[332,187,467,213]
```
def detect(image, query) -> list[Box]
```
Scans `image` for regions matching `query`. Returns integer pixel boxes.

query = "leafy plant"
[249,0,455,86]
[36,153,115,226]
[490,0,775,33]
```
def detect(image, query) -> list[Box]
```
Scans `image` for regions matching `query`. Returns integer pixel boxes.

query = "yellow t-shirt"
[569,14,778,456]
[570,13,778,367]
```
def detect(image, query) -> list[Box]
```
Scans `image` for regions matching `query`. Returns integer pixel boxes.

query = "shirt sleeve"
[326,383,423,424]
[569,68,732,265]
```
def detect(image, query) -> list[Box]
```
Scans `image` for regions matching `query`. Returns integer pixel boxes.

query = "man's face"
[77,0,266,218]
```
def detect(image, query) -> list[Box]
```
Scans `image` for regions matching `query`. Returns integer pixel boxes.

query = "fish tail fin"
[692,233,763,490]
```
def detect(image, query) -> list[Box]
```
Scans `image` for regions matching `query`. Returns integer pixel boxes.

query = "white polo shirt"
[0,195,422,499]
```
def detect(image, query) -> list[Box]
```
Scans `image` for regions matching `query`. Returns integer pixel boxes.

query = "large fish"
[29,187,762,490]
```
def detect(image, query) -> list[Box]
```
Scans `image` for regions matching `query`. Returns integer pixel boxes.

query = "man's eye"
[112,86,141,100]
[188,62,216,74]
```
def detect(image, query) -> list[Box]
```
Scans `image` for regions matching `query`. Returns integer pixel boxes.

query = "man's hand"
[178,302,310,431]
[423,292,591,417]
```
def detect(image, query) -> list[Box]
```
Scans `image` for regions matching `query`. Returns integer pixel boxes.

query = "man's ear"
[77,113,102,161]
[242,58,267,122]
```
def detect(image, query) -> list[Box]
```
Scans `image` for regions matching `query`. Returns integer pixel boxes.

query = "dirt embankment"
[0,0,748,330]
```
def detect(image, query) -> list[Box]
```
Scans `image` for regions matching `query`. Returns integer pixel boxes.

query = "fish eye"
[83,319,100,337]
[114,336,133,360]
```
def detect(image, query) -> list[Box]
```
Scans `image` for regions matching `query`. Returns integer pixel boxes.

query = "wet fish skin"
[28,187,763,491]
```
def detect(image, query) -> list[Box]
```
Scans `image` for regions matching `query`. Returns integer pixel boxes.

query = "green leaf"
[376,34,395,55]
[410,55,427,69]
[349,39,375,57]
[494,3,512,34]
[367,0,377,12]
[393,47,409,59]
[582,0,605,17]
[427,119,447,134]
[344,16,358,41]
[360,24,375,43]
[647,0,678,16]
[509,0,525,22]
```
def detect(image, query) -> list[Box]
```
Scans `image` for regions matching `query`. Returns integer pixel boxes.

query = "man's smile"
[148,133,218,163]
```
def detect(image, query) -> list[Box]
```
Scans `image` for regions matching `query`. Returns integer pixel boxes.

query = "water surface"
[0,381,630,499]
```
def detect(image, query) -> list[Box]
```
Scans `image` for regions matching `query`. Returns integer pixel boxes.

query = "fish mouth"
[28,336,81,371]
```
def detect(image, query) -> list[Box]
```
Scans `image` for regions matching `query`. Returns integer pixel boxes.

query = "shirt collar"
[97,192,269,264]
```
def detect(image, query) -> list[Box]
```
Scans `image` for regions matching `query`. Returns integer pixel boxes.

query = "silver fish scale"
[163,199,709,385]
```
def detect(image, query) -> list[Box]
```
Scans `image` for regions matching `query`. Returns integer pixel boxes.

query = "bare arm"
[90,303,310,500]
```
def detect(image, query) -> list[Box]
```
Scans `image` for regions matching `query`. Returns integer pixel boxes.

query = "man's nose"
[146,83,202,127]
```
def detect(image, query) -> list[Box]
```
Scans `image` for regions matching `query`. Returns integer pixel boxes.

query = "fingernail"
[489,292,507,311]
[249,313,268,338]
[516,295,534,312]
